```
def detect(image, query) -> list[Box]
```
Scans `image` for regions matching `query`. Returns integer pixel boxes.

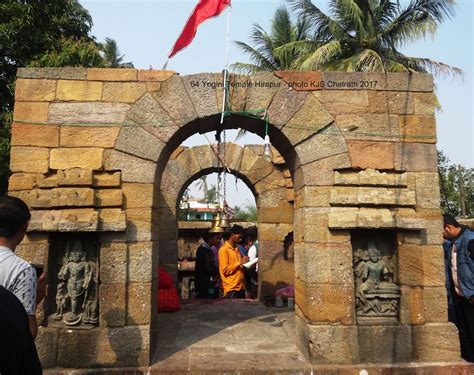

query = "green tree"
[203,185,219,204]
[232,5,310,73]
[438,150,473,217]
[0,1,132,194]
[233,204,257,222]
[235,0,461,76]
[101,37,134,68]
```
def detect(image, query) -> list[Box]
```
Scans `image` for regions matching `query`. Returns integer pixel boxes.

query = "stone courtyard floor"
[45,299,474,374]
[151,298,309,373]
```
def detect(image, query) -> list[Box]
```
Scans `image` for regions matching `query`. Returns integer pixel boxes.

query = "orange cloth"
[218,240,245,296]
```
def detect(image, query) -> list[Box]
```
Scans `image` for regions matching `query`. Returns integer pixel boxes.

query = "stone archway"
[9,68,459,368]
[157,142,295,297]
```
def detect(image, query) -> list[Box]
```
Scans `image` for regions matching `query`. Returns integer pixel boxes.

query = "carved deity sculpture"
[354,241,400,321]
[54,240,99,326]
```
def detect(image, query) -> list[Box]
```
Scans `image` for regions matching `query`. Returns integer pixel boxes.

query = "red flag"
[168,0,231,58]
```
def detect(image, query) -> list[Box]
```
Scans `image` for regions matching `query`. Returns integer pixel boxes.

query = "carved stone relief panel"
[351,230,400,325]
[48,235,99,328]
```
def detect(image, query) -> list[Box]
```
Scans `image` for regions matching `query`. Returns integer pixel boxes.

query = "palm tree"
[234,0,461,77]
[101,37,134,68]
[231,5,310,73]
[285,0,461,76]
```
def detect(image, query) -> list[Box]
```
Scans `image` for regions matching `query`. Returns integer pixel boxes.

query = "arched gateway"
[9,68,459,368]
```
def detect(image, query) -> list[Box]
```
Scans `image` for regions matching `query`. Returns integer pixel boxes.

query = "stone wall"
[10,68,459,367]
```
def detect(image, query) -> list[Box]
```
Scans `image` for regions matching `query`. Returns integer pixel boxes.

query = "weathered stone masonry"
[10,67,459,367]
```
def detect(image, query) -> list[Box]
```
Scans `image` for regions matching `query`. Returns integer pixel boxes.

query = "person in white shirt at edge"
[0,196,46,339]
[244,226,258,297]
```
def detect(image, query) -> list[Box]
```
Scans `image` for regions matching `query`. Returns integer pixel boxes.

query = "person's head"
[206,232,222,246]
[0,196,31,246]
[229,224,245,246]
[245,226,258,243]
[443,214,462,240]
[222,230,231,241]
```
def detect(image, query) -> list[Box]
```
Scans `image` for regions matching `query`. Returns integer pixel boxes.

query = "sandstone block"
[423,287,448,322]
[399,115,436,143]
[422,245,445,287]
[181,73,220,118]
[87,68,137,81]
[56,80,102,101]
[123,183,154,208]
[223,143,244,172]
[57,325,150,367]
[146,82,161,92]
[294,242,353,284]
[347,141,395,170]
[128,242,157,283]
[98,209,126,232]
[294,153,351,190]
[295,186,331,209]
[57,168,93,186]
[137,70,176,81]
[93,171,121,187]
[35,327,59,368]
[295,124,348,166]
[126,208,156,241]
[13,102,49,122]
[11,123,58,147]
[36,173,59,188]
[10,187,94,208]
[103,150,157,184]
[414,172,441,210]
[15,78,56,101]
[60,126,120,148]
[314,90,369,115]
[28,209,98,232]
[296,316,359,364]
[8,173,38,191]
[10,147,49,173]
[368,91,415,115]
[330,186,416,206]
[414,92,439,115]
[257,205,293,224]
[267,86,308,127]
[398,244,423,286]
[334,169,408,187]
[412,323,461,362]
[258,223,293,242]
[127,282,152,325]
[127,93,175,136]
[99,283,126,327]
[322,72,363,89]
[153,76,197,125]
[115,124,164,161]
[295,207,351,243]
[94,189,123,207]
[49,102,130,124]
[295,279,355,325]
[50,148,103,170]
[17,67,86,80]
[336,114,399,142]
[245,72,282,111]
[99,242,127,283]
[102,82,147,103]
[395,142,438,172]
[399,286,425,325]
[358,325,413,363]
[255,170,288,195]
[275,71,324,91]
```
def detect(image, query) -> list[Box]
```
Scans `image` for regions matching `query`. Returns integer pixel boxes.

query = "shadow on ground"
[151,299,311,373]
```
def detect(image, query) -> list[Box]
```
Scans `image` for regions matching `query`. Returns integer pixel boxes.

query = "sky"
[81,0,473,208]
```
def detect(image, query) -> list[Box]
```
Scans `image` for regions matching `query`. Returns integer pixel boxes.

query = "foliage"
[0,1,132,194]
[233,204,257,222]
[438,150,473,217]
[178,188,197,220]
[101,37,134,68]
[231,5,310,73]
[234,0,461,76]
[203,185,219,204]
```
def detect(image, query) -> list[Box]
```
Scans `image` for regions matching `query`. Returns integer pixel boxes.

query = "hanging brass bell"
[218,211,230,229]
[209,213,223,233]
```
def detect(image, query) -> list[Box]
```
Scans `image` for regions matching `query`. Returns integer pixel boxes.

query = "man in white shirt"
[0,196,46,339]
